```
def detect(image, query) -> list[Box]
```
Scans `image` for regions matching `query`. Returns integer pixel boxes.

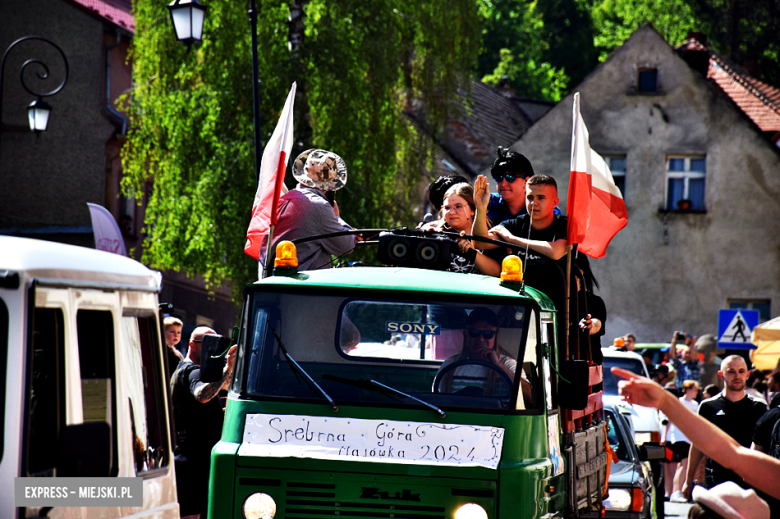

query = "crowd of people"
[256,145,584,285]
[607,327,780,519]
[174,145,780,518]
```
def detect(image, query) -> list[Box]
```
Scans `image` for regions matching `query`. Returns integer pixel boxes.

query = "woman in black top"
[430,183,503,276]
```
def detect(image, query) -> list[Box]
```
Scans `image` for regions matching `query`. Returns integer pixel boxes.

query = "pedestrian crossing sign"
[717,309,759,349]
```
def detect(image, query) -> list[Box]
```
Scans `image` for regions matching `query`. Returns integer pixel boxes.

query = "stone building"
[512,23,780,341]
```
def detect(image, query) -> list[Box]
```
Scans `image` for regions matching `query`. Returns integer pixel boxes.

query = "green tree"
[686,0,780,87]
[589,0,780,89]
[536,0,599,90]
[590,0,699,60]
[482,48,568,101]
[478,0,570,101]
[122,0,480,294]
[477,0,598,101]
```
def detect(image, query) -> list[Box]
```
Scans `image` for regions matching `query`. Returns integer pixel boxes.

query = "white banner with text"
[238,414,505,469]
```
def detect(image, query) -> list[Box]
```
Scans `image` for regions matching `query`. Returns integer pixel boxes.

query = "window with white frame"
[605,155,626,200]
[666,155,705,211]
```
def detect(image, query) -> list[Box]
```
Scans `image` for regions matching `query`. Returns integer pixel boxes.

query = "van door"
[21,286,177,519]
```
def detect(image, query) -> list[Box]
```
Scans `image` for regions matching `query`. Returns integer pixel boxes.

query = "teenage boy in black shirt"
[472,174,568,308]
[682,355,767,499]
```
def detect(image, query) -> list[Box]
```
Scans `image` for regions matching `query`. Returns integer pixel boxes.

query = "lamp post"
[0,36,69,162]
[168,0,263,187]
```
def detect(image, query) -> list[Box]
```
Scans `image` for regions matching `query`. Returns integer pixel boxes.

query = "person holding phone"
[668,330,702,390]
[257,149,357,276]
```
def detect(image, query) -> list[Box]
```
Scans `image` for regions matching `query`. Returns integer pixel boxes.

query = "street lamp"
[168,0,263,187]
[0,36,69,161]
[167,0,207,46]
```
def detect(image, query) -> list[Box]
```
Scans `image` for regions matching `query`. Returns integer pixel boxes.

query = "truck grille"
[283,481,446,519]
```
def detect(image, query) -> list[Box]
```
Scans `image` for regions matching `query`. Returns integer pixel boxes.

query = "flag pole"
[262,224,276,278]
[262,145,291,278]
[565,244,572,361]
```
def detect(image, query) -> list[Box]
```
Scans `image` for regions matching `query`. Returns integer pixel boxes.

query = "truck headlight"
[455,503,488,519]
[603,488,631,511]
[243,492,276,519]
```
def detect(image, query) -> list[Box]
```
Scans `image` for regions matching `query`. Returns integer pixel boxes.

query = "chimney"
[685,31,707,46]
[677,31,710,77]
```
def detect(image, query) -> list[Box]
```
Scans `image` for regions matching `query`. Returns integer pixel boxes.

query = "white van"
[0,236,178,518]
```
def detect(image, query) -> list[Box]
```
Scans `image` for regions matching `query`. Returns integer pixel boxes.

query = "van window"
[27,308,66,476]
[76,310,118,476]
[122,315,170,474]
[0,297,7,464]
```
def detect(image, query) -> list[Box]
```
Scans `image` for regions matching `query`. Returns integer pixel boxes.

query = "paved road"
[664,499,693,519]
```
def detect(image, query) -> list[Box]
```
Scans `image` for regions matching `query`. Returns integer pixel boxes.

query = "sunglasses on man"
[492,172,525,184]
[467,328,497,339]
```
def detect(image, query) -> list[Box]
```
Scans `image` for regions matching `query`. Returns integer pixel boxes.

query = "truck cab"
[0,236,178,518]
[208,238,607,519]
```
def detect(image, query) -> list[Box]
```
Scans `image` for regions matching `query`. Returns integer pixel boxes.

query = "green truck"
[205,233,607,519]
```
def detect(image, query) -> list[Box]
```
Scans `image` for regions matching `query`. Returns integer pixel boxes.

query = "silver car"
[603,403,664,518]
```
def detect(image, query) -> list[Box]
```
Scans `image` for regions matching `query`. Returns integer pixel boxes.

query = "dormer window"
[638,68,658,93]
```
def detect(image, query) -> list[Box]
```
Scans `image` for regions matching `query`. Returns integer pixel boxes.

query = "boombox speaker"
[376,232,453,270]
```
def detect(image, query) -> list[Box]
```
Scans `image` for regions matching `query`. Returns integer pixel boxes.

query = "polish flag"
[567,93,627,258]
[245,82,297,260]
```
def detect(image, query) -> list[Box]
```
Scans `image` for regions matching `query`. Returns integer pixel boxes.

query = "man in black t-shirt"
[751,406,780,519]
[683,355,767,499]
[752,407,780,454]
[171,326,236,516]
[472,174,568,307]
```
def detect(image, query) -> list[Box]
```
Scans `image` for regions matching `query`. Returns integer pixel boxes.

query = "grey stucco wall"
[0,0,115,233]
[514,25,780,342]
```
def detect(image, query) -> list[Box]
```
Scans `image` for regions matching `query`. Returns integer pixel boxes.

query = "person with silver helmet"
[258,149,357,275]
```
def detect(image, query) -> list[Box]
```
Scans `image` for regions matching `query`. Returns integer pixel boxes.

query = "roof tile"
[69,0,135,32]
[677,38,780,132]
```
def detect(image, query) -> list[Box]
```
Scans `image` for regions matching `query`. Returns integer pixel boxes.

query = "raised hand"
[474,175,490,210]
[611,367,669,409]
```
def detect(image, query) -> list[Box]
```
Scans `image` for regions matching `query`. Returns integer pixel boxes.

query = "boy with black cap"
[485,146,536,224]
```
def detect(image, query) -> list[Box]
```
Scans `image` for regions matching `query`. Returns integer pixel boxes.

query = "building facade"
[0,0,238,335]
[513,24,780,341]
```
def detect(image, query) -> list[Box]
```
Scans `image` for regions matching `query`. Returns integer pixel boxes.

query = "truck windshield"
[241,291,540,412]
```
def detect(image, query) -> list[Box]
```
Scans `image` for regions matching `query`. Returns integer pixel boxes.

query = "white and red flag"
[566,93,627,258]
[244,82,297,260]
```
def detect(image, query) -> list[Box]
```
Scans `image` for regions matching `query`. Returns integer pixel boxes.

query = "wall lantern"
[27,98,52,132]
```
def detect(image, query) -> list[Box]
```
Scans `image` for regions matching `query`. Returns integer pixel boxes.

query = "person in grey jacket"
[258,149,357,276]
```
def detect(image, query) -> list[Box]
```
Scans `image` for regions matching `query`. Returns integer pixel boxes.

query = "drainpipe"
[106,29,127,135]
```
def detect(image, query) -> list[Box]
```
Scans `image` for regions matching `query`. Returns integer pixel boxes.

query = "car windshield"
[602,355,646,395]
[605,410,631,461]
[238,291,541,412]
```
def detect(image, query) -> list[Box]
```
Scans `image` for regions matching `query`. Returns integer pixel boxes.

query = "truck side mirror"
[200,334,230,383]
[58,422,112,477]
[638,442,666,461]
[558,360,589,410]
